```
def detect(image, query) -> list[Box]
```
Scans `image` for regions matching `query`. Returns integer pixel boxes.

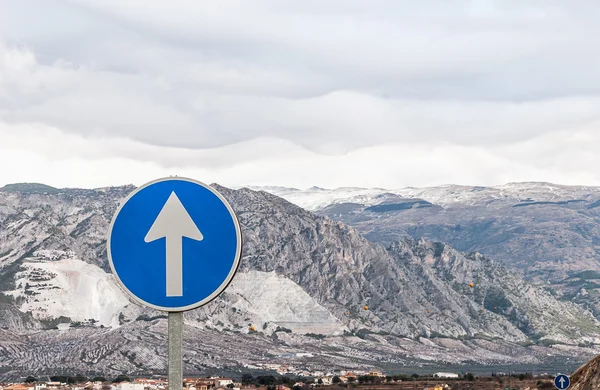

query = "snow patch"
[253,182,600,210]
[249,186,397,210]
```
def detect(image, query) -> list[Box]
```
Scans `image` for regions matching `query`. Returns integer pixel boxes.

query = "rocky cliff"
[0,183,599,379]
[257,183,600,317]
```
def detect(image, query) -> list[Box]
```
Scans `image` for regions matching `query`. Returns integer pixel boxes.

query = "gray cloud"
[0,0,599,187]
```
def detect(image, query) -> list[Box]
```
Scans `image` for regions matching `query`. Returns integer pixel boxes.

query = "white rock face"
[226,270,345,335]
[9,252,130,327]
[8,249,344,334]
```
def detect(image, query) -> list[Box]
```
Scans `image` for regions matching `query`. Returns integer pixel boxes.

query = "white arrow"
[559,377,566,388]
[144,191,204,297]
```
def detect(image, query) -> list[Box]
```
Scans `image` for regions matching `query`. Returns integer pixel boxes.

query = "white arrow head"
[144,191,204,243]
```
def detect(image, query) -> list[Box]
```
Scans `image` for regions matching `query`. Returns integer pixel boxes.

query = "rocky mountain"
[0,182,599,379]
[256,183,600,316]
[569,353,600,390]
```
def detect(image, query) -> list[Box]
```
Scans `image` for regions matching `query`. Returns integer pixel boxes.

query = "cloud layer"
[0,1,599,189]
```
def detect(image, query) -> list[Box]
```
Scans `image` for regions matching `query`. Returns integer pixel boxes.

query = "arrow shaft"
[165,236,183,297]
[558,377,567,389]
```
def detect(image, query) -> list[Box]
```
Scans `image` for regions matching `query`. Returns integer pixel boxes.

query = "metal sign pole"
[168,312,183,390]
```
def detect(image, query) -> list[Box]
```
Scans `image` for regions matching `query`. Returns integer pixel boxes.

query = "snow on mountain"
[8,251,131,327]
[298,181,600,323]
[251,182,600,210]
[3,182,600,375]
[395,182,600,207]
[248,186,394,210]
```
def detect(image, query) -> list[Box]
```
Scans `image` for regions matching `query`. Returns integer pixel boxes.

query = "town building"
[114,383,144,390]
[189,384,207,390]
[212,379,232,388]
[433,373,459,379]
[318,377,332,386]
[338,373,357,384]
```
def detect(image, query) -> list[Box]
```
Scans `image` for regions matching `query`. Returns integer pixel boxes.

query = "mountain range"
[256,183,600,316]
[0,181,599,380]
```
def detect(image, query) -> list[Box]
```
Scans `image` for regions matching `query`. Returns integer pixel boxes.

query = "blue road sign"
[554,374,570,389]
[107,177,242,312]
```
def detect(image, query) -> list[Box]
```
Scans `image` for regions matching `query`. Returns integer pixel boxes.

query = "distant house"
[92,382,105,390]
[134,379,166,390]
[114,382,144,390]
[368,371,386,378]
[433,373,458,379]
[319,377,332,386]
[34,383,47,390]
[213,379,233,388]
[194,380,213,389]
[339,373,357,384]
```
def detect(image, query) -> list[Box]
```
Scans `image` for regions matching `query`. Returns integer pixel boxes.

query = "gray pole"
[168,312,184,390]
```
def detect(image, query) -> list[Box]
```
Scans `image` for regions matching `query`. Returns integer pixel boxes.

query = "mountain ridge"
[258,183,600,314]
[1,183,599,378]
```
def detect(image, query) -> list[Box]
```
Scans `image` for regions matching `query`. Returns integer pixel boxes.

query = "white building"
[319,377,332,386]
[115,383,145,390]
[213,379,233,388]
[433,373,459,379]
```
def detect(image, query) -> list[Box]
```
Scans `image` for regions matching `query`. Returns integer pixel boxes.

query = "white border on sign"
[106,176,243,312]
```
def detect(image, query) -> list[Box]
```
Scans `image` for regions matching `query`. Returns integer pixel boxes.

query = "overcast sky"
[0,0,599,189]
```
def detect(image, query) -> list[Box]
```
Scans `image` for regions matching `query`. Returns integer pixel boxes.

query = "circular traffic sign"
[107,177,242,312]
[554,374,570,389]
